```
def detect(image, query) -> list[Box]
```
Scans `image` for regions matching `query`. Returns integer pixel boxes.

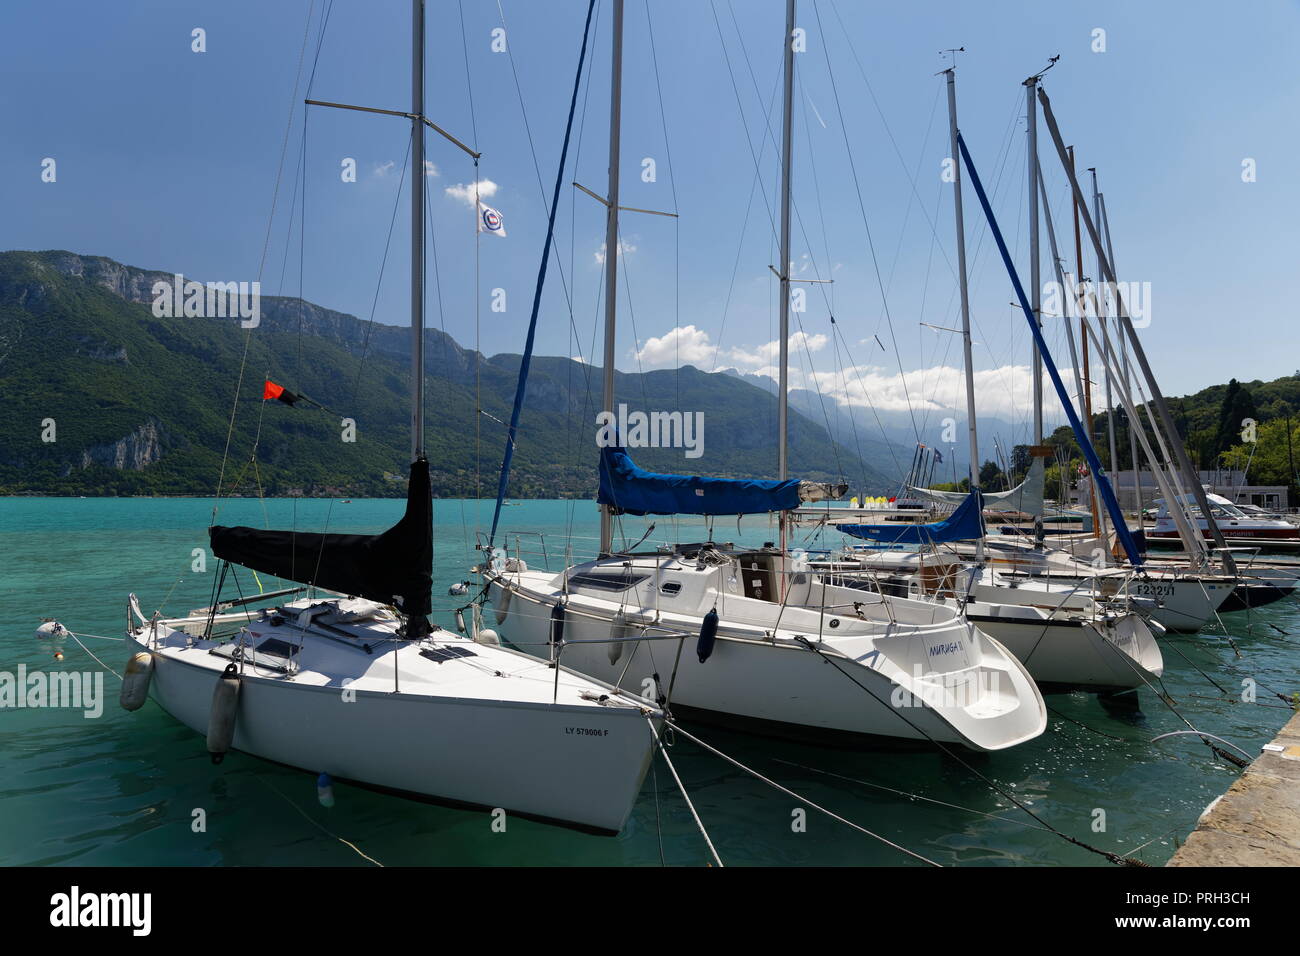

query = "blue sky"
[4,0,1299,451]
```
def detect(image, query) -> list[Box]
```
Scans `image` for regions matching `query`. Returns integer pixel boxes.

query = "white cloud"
[372,160,397,178]
[423,159,439,178]
[804,362,1048,419]
[633,324,715,367]
[445,179,498,205]
[633,325,827,373]
[631,324,1054,419]
[594,236,637,265]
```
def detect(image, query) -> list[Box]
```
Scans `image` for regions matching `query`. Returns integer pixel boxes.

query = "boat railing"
[476,529,555,571]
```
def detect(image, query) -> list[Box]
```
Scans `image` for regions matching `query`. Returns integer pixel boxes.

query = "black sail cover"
[209,458,433,626]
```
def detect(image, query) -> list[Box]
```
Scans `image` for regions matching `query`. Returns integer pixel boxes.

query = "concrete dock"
[1168,711,1300,866]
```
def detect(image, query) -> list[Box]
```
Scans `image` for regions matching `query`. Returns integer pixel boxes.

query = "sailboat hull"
[963,608,1162,692]
[128,626,657,835]
[485,568,1046,752]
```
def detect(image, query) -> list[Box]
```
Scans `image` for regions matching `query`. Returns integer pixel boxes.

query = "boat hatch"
[211,635,299,672]
[419,646,479,664]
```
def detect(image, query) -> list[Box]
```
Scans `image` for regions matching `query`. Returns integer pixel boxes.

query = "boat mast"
[1025,76,1043,446]
[944,67,981,562]
[410,0,426,462]
[1070,146,1102,539]
[1090,168,1120,487]
[1099,193,1142,513]
[777,0,795,483]
[598,0,625,556]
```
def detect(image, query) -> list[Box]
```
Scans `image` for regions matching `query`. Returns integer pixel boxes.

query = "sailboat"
[816,496,1165,691]
[479,0,1046,752]
[111,0,660,836]
[811,65,1163,692]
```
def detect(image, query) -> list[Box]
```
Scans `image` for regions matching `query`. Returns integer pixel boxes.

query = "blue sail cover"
[598,446,802,516]
[836,491,985,546]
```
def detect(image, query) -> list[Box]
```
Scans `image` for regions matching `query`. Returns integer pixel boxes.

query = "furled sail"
[598,446,840,516]
[908,454,1046,516]
[210,458,433,631]
[835,490,985,545]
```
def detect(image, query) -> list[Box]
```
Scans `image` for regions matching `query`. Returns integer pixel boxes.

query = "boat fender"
[697,607,719,663]
[317,772,335,808]
[549,599,568,648]
[608,610,631,665]
[207,663,241,765]
[494,585,512,625]
[476,627,501,646]
[35,620,69,641]
[119,652,154,712]
[454,608,466,633]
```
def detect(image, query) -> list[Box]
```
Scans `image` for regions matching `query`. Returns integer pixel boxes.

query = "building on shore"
[1075,469,1289,512]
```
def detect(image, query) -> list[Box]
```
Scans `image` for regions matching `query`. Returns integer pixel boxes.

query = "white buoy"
[207,664,241,764]
[608,610,631,665]
[475,627,500,646]
[35,620,68,641]
[494,585,512,625]
[119,652,154,712]
[448,581,468,596]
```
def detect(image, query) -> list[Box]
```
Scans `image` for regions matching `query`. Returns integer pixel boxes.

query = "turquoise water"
[1,496,1296,866]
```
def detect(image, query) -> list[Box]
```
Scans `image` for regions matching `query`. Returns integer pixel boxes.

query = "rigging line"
[824,0,958,285]
[787,636,1145,865]
[257,775,383,866]
[560,0,602,541]
[213,0,319,521]
[455,0,479,151]
[456,0,482,525]
[493,0,578,322]
[770,757,1052,832]
[349,130,414,409]
[648,720,723,867]
[883,83,944,296]
[827,322,907,480]
[707,148,763,374]
[708,0,782,244]
[665,720,941,866]
[644,0,681,409]
[488,0,598,547]
[828,322,870,491]
[809,0,919,444]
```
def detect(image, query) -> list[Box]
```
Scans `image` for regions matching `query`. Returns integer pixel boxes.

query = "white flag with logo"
[477,200,506,237]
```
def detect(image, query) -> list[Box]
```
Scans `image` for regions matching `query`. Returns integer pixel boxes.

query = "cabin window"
[660,581,682,596]
[567,570,650,593]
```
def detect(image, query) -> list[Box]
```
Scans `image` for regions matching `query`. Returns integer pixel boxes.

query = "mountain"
[0,250,901,498]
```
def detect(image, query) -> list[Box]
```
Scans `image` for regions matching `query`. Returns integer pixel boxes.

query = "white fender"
[494,583,512,625]
[119,652,154,712]
[207,665,241,764]
[608,610,631,665]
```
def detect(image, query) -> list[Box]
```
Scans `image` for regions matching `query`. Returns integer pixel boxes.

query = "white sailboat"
[479,0,1046,753]
[110,0,660,836]
[814,66,1163,692]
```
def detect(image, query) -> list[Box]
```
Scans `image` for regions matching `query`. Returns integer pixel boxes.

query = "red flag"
[262,380,300,405]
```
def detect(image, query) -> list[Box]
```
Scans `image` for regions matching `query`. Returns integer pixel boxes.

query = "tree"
[978,459,1004,489]
[1214,378,1258,458]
